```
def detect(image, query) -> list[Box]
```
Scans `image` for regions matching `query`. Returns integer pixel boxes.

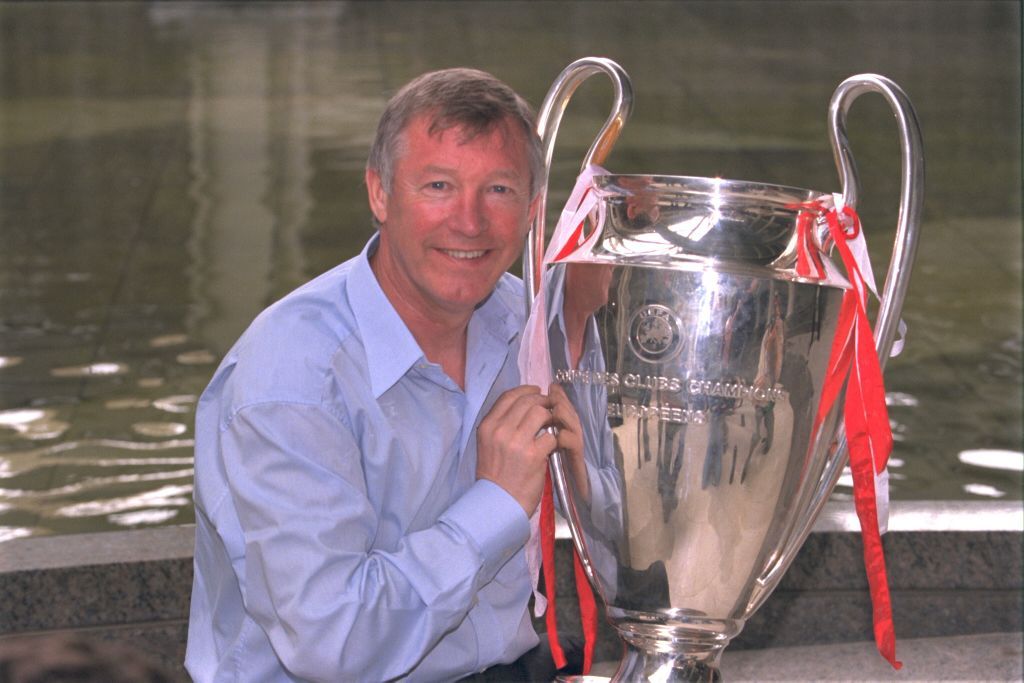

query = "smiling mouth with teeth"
[442,249,487,260]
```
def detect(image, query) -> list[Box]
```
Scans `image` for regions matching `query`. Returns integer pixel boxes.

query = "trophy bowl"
[527,59,923,682]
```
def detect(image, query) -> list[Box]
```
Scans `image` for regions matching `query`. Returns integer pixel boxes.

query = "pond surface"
[1,1,1020,540]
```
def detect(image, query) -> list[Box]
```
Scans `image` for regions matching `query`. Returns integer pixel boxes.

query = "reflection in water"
[54,483,194,518]
[3,438,195,468]
[132,422,188,437]
[885,392,919,408]
[0,1,1020,539]
[106,398,153,410]
[0,437,194,537]
[150,334,189,348]
[0,409,71,441]
[0,528,32,543]
[963,484,1007,499]
[176,350,217,365]
[184,10,276,355]
[153,395,198,414]
[959,449,1024,473]
[109,508,180,527]
[50,362,129,378]
[1,468,193,500]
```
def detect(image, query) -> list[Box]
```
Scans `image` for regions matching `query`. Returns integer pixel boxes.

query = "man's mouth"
[441,249,487,260]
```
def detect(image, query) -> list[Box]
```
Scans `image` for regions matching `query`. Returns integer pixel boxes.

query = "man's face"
[366,115,538,323]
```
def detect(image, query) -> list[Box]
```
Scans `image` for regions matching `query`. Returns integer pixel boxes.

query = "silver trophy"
[525,58,923,681]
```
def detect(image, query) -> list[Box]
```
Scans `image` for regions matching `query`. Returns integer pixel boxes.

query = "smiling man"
[185,69,585,682]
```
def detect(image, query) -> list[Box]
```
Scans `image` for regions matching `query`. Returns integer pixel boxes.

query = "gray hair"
[367,68,544,200]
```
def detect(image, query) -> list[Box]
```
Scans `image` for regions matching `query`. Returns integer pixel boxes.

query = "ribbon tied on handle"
[797,195,904,670]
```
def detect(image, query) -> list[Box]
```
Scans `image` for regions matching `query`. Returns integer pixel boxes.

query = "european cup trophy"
[522,58,923,681]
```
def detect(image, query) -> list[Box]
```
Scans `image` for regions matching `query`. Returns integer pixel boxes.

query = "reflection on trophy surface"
[531,58,922,682]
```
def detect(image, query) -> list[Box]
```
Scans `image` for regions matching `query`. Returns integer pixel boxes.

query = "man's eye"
[427,181,448,191]
[490,185,510,194]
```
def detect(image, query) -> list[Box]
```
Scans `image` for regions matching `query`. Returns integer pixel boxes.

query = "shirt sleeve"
[220,401,530,682]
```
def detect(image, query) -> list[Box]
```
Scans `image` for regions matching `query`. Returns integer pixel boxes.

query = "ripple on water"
[149,333,189,348]
[963,483,1007,498]
[1000,336,1022,355]
[0,438,195,477]
[958,449,1024,473]
[0,408,71,440]
[0,356,24,369]
[152,394,198,414]
[132,422,189,437]
[54,483,194,518]
[176,350,217,365]
[105,398,153,410]
[103,395,197,414]
[50,362,128,378]
[0,526,34,543]
[109,508,179,527]
[885,392,919,407]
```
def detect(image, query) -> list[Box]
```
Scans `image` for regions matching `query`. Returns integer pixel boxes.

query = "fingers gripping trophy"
[520,58,923,682]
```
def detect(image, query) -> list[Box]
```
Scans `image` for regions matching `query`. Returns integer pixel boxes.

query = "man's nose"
[451,191,487,235]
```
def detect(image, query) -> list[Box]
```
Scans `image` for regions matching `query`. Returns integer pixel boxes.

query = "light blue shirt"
[186,236,538,682]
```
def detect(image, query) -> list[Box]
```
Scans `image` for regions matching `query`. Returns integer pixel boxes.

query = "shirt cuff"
[442,479,530,579]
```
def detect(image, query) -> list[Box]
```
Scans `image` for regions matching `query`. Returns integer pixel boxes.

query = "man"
[185,68,585,681]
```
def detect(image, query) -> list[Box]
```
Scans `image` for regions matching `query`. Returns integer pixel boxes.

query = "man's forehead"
[409,112,524,147]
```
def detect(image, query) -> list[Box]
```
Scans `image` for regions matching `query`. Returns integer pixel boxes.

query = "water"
[1,1,1020,540]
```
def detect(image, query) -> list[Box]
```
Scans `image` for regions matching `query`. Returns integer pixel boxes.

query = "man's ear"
[365,168,388,225]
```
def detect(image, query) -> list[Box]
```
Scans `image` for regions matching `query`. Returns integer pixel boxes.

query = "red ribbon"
[795,208,828,280]
[538,183,599,673]
[551,188,593,264]
[803,202,901,669]
[540,472,598,673]
[539,475,565,668]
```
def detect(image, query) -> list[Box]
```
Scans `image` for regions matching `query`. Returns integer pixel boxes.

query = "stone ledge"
[1,501,1020,678]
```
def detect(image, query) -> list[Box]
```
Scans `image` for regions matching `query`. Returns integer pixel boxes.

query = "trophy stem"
[606,612,742,682]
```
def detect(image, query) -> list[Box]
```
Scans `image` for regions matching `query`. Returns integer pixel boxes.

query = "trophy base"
[556,648,722,683]
[594,609,742,682]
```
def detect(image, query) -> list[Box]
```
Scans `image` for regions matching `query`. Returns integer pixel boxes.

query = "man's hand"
[476,385,557,516]
[548,383,591,504]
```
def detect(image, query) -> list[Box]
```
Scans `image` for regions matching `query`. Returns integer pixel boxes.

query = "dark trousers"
[457,633,584,682]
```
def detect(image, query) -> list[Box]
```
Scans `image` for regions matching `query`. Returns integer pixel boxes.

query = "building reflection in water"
[0,1,1019,540]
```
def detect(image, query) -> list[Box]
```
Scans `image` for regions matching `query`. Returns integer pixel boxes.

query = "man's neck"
[401,308,470,390]
[373,281,472,390]
[368,247,473,389]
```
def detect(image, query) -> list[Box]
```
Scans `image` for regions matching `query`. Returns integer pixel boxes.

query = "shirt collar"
[471,278,522,349]
[348,235,425,398]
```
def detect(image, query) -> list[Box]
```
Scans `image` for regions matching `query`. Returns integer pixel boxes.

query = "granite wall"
[1,502,1020,680]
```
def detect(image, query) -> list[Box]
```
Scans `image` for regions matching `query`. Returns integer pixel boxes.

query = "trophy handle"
[753,75,925,603]
[523,58,633,586]
[828,73,925,364]
[523,57,634,309]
